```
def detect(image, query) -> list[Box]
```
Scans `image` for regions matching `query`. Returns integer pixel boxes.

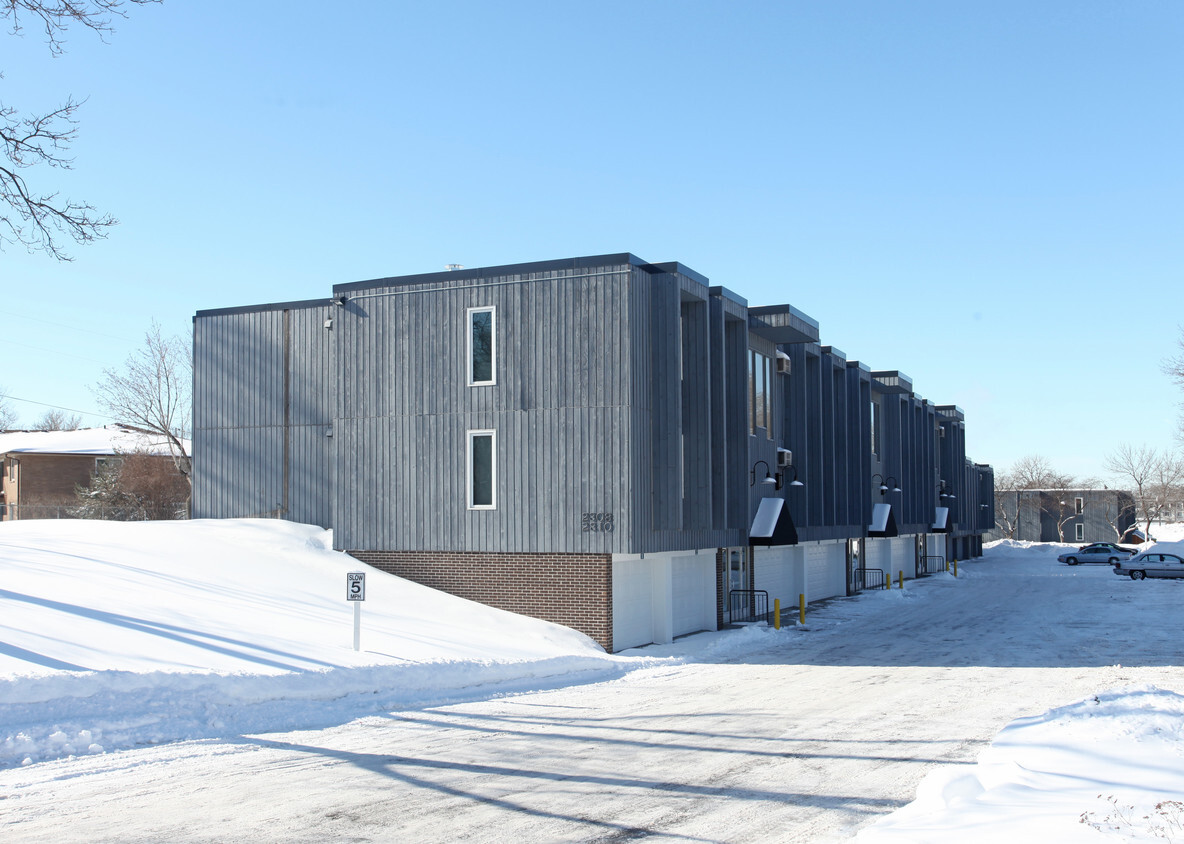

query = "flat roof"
[748,304,821,344]
[335,253,654,294]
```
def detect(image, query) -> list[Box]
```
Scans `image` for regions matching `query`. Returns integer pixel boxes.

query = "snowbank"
[858,686,1184,842]
[0,519,663,766]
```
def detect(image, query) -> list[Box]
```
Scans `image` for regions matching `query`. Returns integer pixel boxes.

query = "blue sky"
[3,1,1182,481]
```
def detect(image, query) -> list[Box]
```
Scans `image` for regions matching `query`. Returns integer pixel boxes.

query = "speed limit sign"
[347,572,366,601]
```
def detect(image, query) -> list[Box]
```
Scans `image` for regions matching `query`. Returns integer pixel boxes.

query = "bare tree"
[74,449,188,520]
[1046,492,1079,543]
[0,386,16,428]
[1165,328,1184,388]
[1165,328,1184,446]
[2,0,158,259]
[1104,444,1184,538]
[92,322,191,487]
[1099,494,1138,541]
[993,456,1074,540]
[33,408,81,430]
[1010,454,1073,490]
[992,456,1092,541]
[992,468,1021,539]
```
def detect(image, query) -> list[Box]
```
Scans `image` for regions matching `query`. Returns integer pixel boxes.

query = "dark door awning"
[750,497,798,546]
[868,502,898,538]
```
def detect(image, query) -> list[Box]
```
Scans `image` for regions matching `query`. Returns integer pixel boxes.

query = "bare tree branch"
[0,385,17,428]
[1098,495,1136,541]
[2,0,156,54]
[74,448,188,520]
[1104,444,1184,538]
[92,321,191,489]
[0,95,117,259]
[1,0,158,259]
[993,456,1082,541]
[32,407,81,429]
[1164,327,1184,388]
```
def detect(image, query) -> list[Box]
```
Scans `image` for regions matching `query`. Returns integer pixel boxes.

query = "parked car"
[1079,542,1135,556]
[1058,544,1136,565]
[1113,552,1184,580]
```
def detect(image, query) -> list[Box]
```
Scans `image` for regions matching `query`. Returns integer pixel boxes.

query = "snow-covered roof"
[0,425,184,457]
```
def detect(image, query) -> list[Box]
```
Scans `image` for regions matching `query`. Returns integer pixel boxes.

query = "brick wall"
[16,454,97,505]
[349,550,615,652]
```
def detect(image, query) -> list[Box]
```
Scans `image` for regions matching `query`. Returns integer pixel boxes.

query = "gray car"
[1113,551,1184,580]
[1057,543,1135,565]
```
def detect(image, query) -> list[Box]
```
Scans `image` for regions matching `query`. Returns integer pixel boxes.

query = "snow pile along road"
[0,520,659,767]
[859,685,1184,842]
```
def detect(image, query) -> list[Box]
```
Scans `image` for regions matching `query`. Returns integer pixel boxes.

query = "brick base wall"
[348,550,615,652]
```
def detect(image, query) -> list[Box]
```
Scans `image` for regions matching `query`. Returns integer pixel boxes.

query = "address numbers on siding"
[581,512,615,532]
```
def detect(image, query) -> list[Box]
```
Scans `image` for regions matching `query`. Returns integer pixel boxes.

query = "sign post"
[347,572,366,651]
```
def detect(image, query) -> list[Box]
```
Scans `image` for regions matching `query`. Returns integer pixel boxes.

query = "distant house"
[990,489,1136,544]
[1120,526,1148,545]
[0,425,185,521]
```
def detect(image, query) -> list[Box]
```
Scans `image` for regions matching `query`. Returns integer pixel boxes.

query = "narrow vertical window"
[755,354,765,431]
[870,401,881,458]
[467,430,496,509]
[468,307,495,385]
[1075,497,1084,515]
[1075,523,1084,542]
[748,350,755,434]
[762,354,772,439]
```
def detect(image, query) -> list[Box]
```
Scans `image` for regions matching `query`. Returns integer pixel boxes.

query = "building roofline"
[333,253,652,294]
[194,298,331,319]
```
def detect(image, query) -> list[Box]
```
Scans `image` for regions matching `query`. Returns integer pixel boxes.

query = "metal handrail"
[919,555,946,575]
[728,589,770,624]
[853,568,886,591]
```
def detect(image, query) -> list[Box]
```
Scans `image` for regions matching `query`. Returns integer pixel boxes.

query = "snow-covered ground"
[2,519,1184,841]
[0,519,654,766]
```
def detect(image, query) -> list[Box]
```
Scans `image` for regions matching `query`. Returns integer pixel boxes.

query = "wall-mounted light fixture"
[331,293,349,307]
[939,480,956,500]
[750,460,782,490]
[872,473,902,496]
[785,466,805,487]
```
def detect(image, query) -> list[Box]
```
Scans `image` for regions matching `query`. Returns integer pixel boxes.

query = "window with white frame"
[1075,496,1084,515]
[1075,523,1084,542]
[467,429,496,509]
[467,307,496,385]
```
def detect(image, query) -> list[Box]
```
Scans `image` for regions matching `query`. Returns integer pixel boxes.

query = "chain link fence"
[2,503,189,521]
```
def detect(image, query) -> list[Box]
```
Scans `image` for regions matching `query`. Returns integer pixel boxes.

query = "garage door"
[612,558,653,652]
[671,555,714,638]
[806,542,845,601]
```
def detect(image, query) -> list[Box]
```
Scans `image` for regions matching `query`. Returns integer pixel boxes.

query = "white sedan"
[1113,552,1184,580]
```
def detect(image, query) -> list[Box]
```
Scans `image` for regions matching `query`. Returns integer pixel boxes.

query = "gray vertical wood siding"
[192,301,335,527]
[193,252,993,559]
[332,262,635,553]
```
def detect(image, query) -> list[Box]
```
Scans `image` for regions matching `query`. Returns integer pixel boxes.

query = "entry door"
[725,547,751,622]
[846,539,863,595]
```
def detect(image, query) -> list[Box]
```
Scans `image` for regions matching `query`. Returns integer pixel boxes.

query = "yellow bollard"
[945,559,950,573]
[774,598,781,630]
[952,559,958,577]
[898,570,904,590]
[799,593,806,625]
